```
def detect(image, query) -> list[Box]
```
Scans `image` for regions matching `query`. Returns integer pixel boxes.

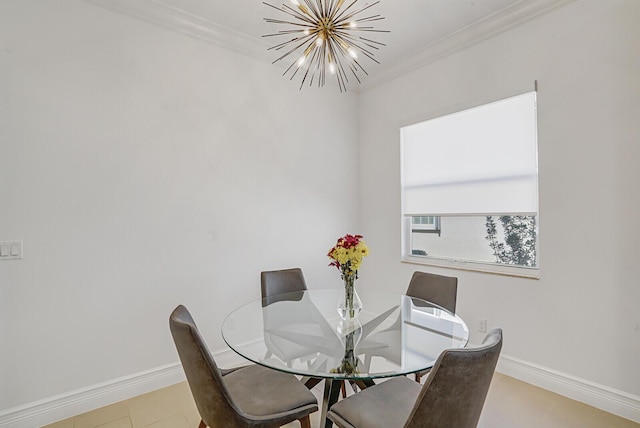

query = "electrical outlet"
[478,319,487,333]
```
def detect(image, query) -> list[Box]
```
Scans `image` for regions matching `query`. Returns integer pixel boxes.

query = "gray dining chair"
[169,305,318,428]
[261,268,349,397]
[406,271,458,313]
[406,271,458,382]
[261,268,308,306]
[327,328,503,428]
[260,268,321,365]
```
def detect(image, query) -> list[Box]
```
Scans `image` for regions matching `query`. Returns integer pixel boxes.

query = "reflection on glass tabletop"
[222,289,469,380]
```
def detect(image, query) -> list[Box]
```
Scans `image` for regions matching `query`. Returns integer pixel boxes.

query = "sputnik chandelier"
[263,0,388,91]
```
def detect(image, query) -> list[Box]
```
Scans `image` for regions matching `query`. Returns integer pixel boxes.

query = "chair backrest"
[406,271,458,313]
[169,305,243,427]
[261,268,308,306]
[406,328,503,428]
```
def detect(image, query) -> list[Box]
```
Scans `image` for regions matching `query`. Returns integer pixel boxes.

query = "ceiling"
[164,0,522,57]
[84,0,573,89]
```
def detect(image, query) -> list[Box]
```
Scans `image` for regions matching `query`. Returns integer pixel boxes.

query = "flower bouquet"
[328,234,369,320]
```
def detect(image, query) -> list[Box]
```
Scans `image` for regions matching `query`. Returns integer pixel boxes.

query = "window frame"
[402,215,540,279]
[400,91,540,279]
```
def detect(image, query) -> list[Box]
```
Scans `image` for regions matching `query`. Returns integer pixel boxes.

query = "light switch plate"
[0,241,22,260]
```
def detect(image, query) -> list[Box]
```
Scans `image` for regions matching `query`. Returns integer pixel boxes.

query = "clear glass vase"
[337,274,362,321]
[335,319,363,375]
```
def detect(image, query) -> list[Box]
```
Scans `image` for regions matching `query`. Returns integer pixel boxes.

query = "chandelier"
[263,0,388,92]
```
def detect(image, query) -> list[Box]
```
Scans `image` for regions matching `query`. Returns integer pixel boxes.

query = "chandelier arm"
[281,4,319,24]
[341,55,365,81]
[328,39,350,85]
[319,0,329,18]
[334,63,346,92]
[299,44,321,90]
[357,39,382,51]
[350,15,386,23]
[338,40,377,58]
[264,2,314,25]
[336,17,386,28]
[334,0,381,24]
[264,18,315,27]
[333,51,351,88]
[326,40,342,76]
[268,35,310,52]
[264,18,316,30]
[263,29,313,39]
[359,36,386,47]
[331,0,359,23]
[271,36,314,63]
[333,32,377,59]
[348,28,390,33]
[319,42,327,87]
[310,43,323,84]
[352,51,370,74]
[332,40,363,83]
[301,0,322,21]
[285,58,301,78]
[354,48,379,64]
[326,0,338,20]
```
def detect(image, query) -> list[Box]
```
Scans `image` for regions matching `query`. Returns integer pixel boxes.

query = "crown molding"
[81,0,575,92]
[81,0,272,63]
[359,0,577,92]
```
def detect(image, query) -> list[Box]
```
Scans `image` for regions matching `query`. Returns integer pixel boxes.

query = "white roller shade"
[401,91,538,216]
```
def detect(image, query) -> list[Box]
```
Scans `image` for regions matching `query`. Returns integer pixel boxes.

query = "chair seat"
[329,329,503,428]
[328,377,421,428]
[170,305,318,428]
[224,364,318,419]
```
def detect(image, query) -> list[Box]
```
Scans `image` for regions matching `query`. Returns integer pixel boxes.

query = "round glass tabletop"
[222,288,469,380]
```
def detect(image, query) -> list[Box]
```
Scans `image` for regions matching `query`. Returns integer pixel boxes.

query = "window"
[400,91,539,277]
[411,216,441,234]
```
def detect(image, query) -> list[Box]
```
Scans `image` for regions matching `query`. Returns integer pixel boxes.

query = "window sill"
[401,255,540,280]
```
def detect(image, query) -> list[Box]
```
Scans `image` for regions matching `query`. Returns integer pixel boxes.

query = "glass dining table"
[221,288,469,428]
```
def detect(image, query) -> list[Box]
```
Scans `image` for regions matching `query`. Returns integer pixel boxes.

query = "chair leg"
[414,373,421,383]
[198,419,207,428]
[299,415,311,428]
[341,380,347,398]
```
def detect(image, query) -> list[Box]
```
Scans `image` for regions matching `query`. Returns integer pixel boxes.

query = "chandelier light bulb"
[316,38,323,47]
[328,62,337,75]
[347,47,358,59]
[290,0,299,5]
[297,56,306,68]
[349,21,358,28]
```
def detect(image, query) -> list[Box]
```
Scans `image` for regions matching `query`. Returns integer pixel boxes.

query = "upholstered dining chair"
[406,271,458,313]
[406,271,458,382]
[169,305,318,428]
[327,328,503,428]
[261,268,308,306]
[261,268,349,397]
[260,268,321,365]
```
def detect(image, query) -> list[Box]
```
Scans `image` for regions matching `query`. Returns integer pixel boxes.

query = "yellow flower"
[328,234,370,277]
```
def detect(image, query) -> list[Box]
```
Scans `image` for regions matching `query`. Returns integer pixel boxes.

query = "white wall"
[359,0,640,399]
[0,0,358,410]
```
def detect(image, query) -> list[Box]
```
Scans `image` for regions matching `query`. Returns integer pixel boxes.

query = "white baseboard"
[497,354,640,424]
[2,350,638,427]
[0,349,246,428]
[0,364,183,428]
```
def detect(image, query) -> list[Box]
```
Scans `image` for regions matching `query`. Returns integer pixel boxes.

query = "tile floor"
[43,373,639,428]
